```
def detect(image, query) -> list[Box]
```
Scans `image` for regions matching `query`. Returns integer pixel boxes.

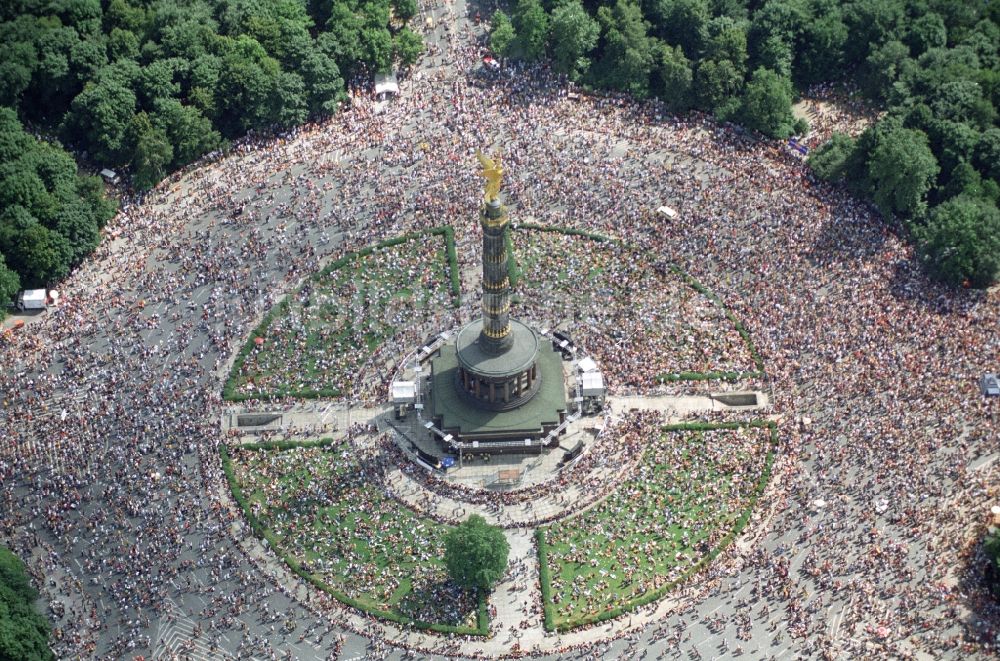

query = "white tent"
[578,356,599,373]
[657,205,678,219]
[581,372,605,397]
[374,73,399,97]
[391,381,416,404]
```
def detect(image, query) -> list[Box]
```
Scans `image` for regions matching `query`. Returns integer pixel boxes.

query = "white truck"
[16,289,47,311]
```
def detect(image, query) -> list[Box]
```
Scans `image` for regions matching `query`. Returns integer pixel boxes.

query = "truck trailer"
[16,289,47,311]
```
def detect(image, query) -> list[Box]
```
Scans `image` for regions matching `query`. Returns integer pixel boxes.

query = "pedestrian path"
[152,598,235,661]
[490,528,545,646]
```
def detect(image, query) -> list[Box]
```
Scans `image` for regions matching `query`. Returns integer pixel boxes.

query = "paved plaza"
[1,0,999,658]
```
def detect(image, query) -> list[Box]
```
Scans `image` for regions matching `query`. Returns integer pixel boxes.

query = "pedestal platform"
[430,335,566,446]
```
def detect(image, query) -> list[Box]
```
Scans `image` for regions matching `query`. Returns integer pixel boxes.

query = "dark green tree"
[151,98,221,168]
[795,7,847,86]
[68,34,107,88]
[860,39,910,101]
[647,0,707,58]
[393,0,418,21]
[27,22,82,118]
[513,0,550,61]
[752,33,792,79]
[595,0,654,97]
[298,50,345,116]
[136,57,184,107]
[925,118,981,176]
[808,133,857,183]
[393,26,423,68]
[975,128,1000,183]
[0,546,53,661]
[929,80,996,128]
[269,71,308,128]
[905,12,947,56]
[549,0,599,79]
[702,15,748,76]
[62,74,137,165]
[0,219,72,287]
[214,35,282,135]
[740,67,794,138]
[219,0,315,67]
[489,11,516,58]
[443,515,510,592]
[321,3,364,73]
[915,194,1000,287]
[105,0,150,35]
[0,109,33,162]
[360,26,393,72]
[655,43,693,110]
[842,0,906,68]
[52,198,100,263]
[694,57,742,116]
[130,112,173,191]
[865,122,939,219]
[986,529,1000,579]
[0,39,37,107]
[0,253,20,306]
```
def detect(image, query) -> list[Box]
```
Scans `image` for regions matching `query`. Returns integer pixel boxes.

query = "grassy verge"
[220,439,488,635]
[223,226,460,402]
[507,224,766,383]
[537,420,778,632]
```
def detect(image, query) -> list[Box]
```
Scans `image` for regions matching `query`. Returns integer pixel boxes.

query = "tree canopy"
[0,546,54,661]
[0,0,423,192]
[0,108,115,297]
[443,515,510,592]
[0,0,424,305]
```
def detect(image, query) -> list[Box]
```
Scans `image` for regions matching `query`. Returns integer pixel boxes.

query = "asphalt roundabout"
[216,218,782,655]
[3,4,998,657]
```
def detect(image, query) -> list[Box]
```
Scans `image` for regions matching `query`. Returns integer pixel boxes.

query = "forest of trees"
[0,0,423,304]
[0,546,53,661]
[491,0,1000,287]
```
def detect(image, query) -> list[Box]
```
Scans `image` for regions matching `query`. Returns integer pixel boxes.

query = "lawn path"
[490,529,546,647]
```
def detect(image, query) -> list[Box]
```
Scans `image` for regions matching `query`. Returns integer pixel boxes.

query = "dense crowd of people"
[229,437,480,629]
[231,232,455,400]
[0,0,997,656]
[544,423,772,624]
[514,230,758,385]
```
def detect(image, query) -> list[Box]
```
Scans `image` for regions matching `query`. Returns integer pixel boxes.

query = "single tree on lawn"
[444,514,509,592]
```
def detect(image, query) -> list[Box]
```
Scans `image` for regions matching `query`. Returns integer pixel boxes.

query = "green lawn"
[224,439,485,634]
[224,228,457,401]
[510,227,761,387]
[539,422,776,630]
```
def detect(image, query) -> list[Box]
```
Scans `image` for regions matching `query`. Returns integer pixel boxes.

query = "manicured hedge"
[441,225,462,305]
[537,420,779,632]
[219,440,488,636]
[665,264,766,373]
[505,226,522,289]
[656,370,763,382]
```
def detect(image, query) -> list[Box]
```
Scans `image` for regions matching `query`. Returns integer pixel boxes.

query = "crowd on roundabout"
[227,437,481,630]
[0,0,997,657]
[543,422,773,627]
[228,230,455,401]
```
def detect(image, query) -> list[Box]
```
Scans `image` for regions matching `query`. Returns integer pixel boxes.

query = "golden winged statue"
[476,148,503,202]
